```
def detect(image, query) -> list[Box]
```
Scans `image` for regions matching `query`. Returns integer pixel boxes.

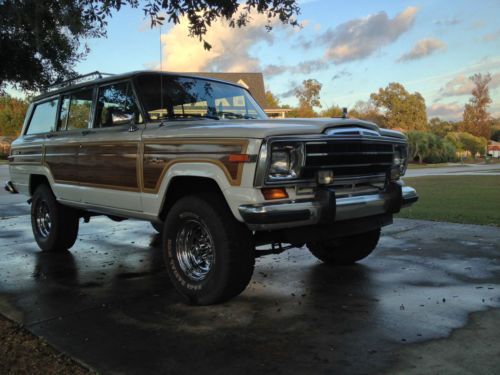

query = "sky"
[60,0,500,120]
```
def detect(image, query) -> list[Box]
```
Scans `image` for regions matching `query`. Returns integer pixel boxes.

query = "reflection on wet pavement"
[0,216,499,374]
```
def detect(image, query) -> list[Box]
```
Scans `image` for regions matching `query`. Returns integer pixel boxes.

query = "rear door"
[78,80,144,211]
[43,90,92,202]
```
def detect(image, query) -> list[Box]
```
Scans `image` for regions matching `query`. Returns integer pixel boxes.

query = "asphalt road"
[0,165,29,218]
[405,163,500,177]
[1,211,499,373]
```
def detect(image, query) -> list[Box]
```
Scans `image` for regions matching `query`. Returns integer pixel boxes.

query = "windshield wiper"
[217,111,257,119]
[156,114,220,122]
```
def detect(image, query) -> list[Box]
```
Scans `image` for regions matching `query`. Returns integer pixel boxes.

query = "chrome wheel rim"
[175,217,215,281]
[35,200,51,238]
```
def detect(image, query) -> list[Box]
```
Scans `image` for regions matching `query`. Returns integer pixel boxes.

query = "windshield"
[135,74,267,121]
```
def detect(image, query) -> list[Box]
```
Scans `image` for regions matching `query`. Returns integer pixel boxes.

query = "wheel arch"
[158,176,229,221]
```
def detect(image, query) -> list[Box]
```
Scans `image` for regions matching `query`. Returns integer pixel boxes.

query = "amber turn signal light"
[228,154,251,162]
[261,187,289,200]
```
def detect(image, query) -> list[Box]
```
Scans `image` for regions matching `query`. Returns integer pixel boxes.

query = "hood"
[142,117,406,140]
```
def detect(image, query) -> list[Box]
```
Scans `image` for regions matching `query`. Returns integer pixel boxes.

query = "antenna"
[342,107,348,119]
[159,22,164,121]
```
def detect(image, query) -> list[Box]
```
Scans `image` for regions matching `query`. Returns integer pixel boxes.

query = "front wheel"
[163,194,255,305]
[31,184,79,252]
[307,229,381,265]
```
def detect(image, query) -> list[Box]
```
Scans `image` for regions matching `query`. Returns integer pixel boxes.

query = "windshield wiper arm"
[217,111,256,119]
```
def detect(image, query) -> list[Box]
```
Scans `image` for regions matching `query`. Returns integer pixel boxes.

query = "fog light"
[317,170,334,185]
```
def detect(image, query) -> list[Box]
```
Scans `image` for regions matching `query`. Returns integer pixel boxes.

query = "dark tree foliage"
[0,0,300,92]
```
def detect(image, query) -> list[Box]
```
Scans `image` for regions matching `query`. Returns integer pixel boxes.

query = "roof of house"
[186,72,268,109]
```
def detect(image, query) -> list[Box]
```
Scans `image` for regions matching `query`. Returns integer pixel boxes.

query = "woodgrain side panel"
[143,140,248,193]
[9,146,43,164]
[44,145,79,182]
[78,143,139,190]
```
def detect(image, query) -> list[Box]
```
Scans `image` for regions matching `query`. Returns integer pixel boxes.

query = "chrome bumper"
[239,184,418,231]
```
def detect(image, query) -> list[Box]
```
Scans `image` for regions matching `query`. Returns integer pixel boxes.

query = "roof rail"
[45,71,114,92]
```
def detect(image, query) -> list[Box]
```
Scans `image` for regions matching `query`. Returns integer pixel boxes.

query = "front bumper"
[239,183,418,231]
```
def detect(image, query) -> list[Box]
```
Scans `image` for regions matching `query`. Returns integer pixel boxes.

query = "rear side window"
[57,89,94,131]
[95,82,142,127]
[26,99,58,135]
[66,89,94,130]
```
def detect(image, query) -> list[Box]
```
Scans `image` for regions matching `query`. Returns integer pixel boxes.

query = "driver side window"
[95,82,142,128]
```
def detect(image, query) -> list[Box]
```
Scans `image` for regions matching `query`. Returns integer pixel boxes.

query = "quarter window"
[26,99,59,135]
[96,82,141,127]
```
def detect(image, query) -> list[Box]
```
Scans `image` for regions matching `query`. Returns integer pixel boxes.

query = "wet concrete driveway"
[0,213,499,374]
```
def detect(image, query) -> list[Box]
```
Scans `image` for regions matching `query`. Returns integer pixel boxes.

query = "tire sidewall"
[163,199,232,304]
[31,186,58,251]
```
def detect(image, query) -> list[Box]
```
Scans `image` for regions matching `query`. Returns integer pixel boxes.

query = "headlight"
[268,142,304,181]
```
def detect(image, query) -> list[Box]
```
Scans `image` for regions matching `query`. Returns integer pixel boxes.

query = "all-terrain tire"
[31,184,79,252]
[163,193,254,305]
[307,229,381,265]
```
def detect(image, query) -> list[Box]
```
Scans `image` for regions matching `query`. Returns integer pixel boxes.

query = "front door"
[78,81,144,212]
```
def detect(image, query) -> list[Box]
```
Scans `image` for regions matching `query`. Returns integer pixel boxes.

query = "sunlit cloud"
[319,6,418,64]
[398,38,446,62]
[428,102,463,120]
[157,10,282,72]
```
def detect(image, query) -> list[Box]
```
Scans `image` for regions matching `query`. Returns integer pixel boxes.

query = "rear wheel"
[31,184,79,252]
[307,229,381,265]
[163,193,254,305]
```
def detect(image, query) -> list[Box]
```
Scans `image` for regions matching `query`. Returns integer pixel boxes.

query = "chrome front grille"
[303,140,394,180]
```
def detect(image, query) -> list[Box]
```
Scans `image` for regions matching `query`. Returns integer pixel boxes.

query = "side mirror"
[111,111,134,125]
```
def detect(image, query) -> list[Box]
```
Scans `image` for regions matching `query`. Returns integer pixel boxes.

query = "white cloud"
[319,7,418,64]
[428,102,463,120]
[398,38,446,62]
[483,29,500,42]
[438,72,500,99]
[434,17,461,26]
[158,11,280,72]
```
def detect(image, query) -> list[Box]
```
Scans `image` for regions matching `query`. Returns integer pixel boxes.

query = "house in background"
[188,72,291,118]
[487,141,500,158]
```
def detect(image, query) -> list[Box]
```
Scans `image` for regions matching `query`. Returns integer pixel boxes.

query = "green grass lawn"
[397,175,500,226]
[0,160,8,165]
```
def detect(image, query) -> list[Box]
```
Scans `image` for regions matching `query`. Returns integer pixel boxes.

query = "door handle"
[81,130,93,136]
[45,133,56,138]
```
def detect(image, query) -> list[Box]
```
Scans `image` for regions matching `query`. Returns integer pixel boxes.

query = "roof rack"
[45,71,114,92]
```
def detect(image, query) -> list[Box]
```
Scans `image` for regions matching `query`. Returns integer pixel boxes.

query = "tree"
[349,100,387,127]
[428,117,458,138]
[492,129,500,142]
[265,90,281,108]
[370,82,428,131]
[0,95,29,137]
[320,105,343,118]
[461,73,493,139]
[0,0,300,92]
[294,79,322,116]
[407,131,457,163]
[446,132,487,160]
